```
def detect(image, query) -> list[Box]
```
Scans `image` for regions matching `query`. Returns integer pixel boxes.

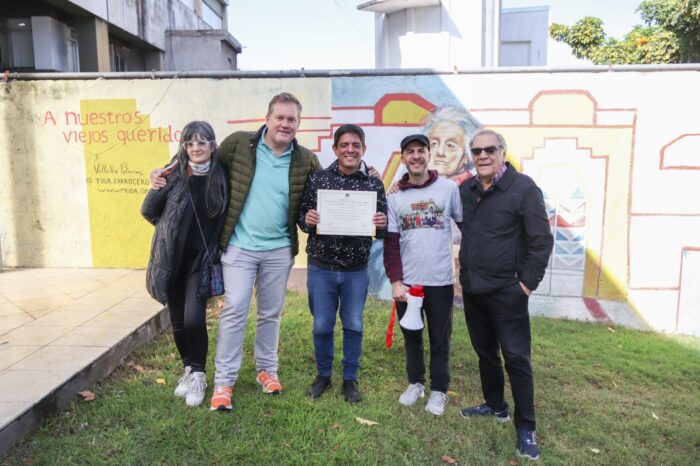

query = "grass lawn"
[4,292,699,465]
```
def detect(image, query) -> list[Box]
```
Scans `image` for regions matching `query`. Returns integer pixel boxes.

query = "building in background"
[0,0,242,72]
[499,6,549,66]
[358,0,549,68]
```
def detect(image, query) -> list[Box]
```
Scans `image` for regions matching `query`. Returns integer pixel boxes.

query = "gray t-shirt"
[387,178,463,286]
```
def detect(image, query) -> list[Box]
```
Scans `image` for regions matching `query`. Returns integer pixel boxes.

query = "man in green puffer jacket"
[211,93,321,410]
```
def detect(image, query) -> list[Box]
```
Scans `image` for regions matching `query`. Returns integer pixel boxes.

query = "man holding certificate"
[383,134,462,416]
[298,124,387,403]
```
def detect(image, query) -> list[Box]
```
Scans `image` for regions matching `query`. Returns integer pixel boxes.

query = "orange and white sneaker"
[256,370,282,395]
[209,385,233,411]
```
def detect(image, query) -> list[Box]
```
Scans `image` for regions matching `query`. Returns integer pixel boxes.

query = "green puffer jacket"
[218,125,321,256]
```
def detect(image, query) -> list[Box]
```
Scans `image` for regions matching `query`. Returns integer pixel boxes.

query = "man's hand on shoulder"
[367,165,381,179]
[149,168,166,190]
[387,181,400,194]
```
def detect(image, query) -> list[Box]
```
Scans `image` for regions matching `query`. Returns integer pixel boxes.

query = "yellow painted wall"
[0,78,330,268]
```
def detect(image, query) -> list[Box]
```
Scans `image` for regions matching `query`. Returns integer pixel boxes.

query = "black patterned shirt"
[298,160,387,271]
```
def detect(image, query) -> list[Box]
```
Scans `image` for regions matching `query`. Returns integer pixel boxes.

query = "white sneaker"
[174,366,192,398]
[425,391,449,416]
[399,383,425,406]
[185,372,207,407]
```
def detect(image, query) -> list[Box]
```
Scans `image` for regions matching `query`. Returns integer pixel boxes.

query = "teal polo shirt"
[230,129,293,251]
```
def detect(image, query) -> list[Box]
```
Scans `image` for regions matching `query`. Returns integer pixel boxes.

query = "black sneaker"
[307,376,332,399]
[516,429,540,461]
[459,403,511,423]
[342,380,362,403]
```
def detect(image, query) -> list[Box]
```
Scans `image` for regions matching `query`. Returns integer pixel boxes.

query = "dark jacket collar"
[398,169,439,191]
[468,162,516,193]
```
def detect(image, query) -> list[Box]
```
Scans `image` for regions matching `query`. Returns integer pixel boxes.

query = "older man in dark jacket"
[458,129,553,462]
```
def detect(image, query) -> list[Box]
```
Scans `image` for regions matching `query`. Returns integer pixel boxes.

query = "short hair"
[333,124,366,147]
[469,128,507,153]
[267,92,302,118]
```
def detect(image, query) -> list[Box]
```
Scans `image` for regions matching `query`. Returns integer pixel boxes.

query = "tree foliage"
[549,0,700,64]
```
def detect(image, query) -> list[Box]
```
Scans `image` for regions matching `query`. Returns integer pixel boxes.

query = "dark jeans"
[462,282,535,430]
[307,263,369,381]
[396,284,454,393]
[167,261,208,373]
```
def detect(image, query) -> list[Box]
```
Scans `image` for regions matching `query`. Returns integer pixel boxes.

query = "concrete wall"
[66,0,218,51]
[75,17,110,72]
[1,70,698,336]
[166,30,237,71]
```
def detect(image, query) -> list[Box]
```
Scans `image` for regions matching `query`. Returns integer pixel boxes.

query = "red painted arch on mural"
[373,93,437,125]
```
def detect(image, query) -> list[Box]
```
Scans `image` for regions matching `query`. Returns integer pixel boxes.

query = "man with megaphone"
[383,134,463,416]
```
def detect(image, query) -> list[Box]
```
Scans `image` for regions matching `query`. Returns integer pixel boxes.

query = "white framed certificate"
[317,189,377,236]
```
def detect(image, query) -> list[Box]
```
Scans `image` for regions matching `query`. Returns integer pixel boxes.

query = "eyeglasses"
[470,145,502,156]
[182,140,212,150]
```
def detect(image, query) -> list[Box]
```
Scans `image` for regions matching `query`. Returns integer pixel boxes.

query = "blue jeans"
[307,263,369,381]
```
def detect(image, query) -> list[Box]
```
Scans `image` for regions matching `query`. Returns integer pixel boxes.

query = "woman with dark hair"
[141,121,229,407]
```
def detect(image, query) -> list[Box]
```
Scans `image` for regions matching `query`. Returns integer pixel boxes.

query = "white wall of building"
[367,0,500,69]
[500,7,549,66]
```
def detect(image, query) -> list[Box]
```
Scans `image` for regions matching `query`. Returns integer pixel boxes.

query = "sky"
[227,0,644,70]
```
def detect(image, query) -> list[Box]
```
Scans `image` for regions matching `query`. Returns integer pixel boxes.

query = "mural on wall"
[318,78,643,331]
[1,72,698,335]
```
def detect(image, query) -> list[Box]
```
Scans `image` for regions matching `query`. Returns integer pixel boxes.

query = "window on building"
[6,18,34,69]
[180,0,195,11]
[67,27,79,72]
[0,22,8,70]
[111,43,126,71]
[202,0,224,28]
[202,0,224,18]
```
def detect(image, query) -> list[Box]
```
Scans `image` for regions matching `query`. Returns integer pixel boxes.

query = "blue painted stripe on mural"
[556,231,584,241]
[571,187,585,199]
[555,244,585,255]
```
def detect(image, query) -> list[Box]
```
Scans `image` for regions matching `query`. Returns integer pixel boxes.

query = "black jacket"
[459,162,553,294]
[141,165,228,304]
[298,160,387,271]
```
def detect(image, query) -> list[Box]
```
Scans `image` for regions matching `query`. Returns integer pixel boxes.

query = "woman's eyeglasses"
[470,145,502,156]
[182,140,212,150]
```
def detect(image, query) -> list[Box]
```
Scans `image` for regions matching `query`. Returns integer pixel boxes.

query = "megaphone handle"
[386,302,396,349]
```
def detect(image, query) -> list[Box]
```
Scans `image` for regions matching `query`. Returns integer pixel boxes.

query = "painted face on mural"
[333,132,366,175]
[183,134,213,164]
[428,120,468,177]
[401,141,431,178]
[265,102,300,151]
[471,133,505,182]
